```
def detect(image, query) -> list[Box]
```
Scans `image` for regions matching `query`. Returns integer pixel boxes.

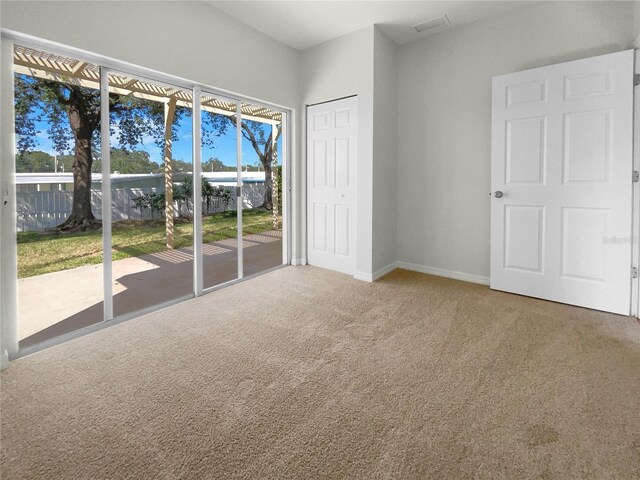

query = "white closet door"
[307,96,357,275]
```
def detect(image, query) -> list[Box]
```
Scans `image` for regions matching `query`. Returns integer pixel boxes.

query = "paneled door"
[307,96,357,275]
[490,50,634,315]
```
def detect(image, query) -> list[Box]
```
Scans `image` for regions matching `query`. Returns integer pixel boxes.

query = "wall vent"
[414,15,450,33]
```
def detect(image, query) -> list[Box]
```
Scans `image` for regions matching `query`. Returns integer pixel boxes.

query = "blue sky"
[29,112,281,169]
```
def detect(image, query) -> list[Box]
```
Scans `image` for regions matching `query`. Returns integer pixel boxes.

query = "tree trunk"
[59,130,97,230]
[261,161,273,210]
[58,87,100,232]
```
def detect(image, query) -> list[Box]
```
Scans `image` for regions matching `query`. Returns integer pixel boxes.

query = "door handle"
[494,191,503,198]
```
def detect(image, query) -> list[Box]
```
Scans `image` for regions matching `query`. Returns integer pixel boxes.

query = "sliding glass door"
[240,103,286,278]
[107,71,194,318]
[13,47,105,348]
[200,93,241,290]
[12,41,289,352]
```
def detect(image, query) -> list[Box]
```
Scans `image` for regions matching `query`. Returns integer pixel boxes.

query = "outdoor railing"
[16,184,265,232]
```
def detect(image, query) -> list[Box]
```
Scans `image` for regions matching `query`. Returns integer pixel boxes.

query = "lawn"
[17,209,280,278]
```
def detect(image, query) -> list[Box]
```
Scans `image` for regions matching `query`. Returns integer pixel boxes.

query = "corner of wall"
[372,26,398,273]
[298,26,376,276]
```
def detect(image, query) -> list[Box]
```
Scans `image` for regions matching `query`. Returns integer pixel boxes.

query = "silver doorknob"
[494,191,503,198]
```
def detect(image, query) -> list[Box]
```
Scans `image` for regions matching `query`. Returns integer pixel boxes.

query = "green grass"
[17,209,280,279]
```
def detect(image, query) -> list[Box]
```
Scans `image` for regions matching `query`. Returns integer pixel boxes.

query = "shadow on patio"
[19,231,282,349]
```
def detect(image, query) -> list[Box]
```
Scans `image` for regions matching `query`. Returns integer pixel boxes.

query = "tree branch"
[40,82,70,107]
[226,115,266,163]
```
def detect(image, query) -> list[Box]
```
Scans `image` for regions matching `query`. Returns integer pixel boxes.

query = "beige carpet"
[2,266,640,479]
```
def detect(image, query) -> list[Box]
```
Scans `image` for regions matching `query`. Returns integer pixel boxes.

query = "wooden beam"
[14,59,282,124]
[271,123,279,229]
[164,88,183,97]
[122,78,139,89]
[164,98,177,250]
[70,61,87,75]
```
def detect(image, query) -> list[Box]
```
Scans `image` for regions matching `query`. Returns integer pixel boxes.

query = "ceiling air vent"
[414,15,450,33]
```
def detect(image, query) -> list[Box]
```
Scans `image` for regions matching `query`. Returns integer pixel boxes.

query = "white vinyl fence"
[17,184,265,232]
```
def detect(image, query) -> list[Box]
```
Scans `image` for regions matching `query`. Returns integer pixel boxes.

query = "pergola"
[14,45,282,247]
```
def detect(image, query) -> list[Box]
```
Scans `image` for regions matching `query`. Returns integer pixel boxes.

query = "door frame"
[305,95,358,275]
[0,30,295,360]
[632,49,640,317]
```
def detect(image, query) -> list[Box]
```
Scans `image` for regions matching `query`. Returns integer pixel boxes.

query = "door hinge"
[634,171,639,183]
[635,74,640,87]
[632,266,638,279]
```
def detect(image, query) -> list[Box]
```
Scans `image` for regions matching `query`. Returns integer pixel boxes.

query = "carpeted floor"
[2,266,640,479]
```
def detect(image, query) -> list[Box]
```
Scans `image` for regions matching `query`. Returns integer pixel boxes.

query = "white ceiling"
[208,1,532,51]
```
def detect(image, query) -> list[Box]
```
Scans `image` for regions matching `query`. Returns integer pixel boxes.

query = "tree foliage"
[14,72,280,229]
[15,150,54,173]
[16,149,166,174]
[203,157,225,172]
[132,177,233,219]
[14,73,192,229]
[237,118,281,210]
[94,149,163,174]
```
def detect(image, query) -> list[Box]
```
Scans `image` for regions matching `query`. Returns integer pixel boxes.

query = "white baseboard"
[354,261,399,283]
[353,271,373,282]
[396,261,490,286]
[373,262,399,281]
[291,258,307,266]
[1,349,8,370]
[316,260,489,286]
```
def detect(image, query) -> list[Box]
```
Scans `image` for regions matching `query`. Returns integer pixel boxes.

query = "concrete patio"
[18,230,283,348]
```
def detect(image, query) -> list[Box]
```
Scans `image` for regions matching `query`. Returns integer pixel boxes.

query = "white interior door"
[307,96,357,275]
[491,50,634,315]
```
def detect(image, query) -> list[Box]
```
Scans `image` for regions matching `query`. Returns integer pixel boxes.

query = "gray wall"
[372,27,398,273]
[0,1,299,108]
[299,26,375,277]
[635,1,640,45]
[396,1,637,280]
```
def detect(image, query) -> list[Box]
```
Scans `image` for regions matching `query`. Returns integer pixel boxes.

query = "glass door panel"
[240,102,284,277]
[108,72,194,317]
[200,93,240,289]
[13,46,105,348]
